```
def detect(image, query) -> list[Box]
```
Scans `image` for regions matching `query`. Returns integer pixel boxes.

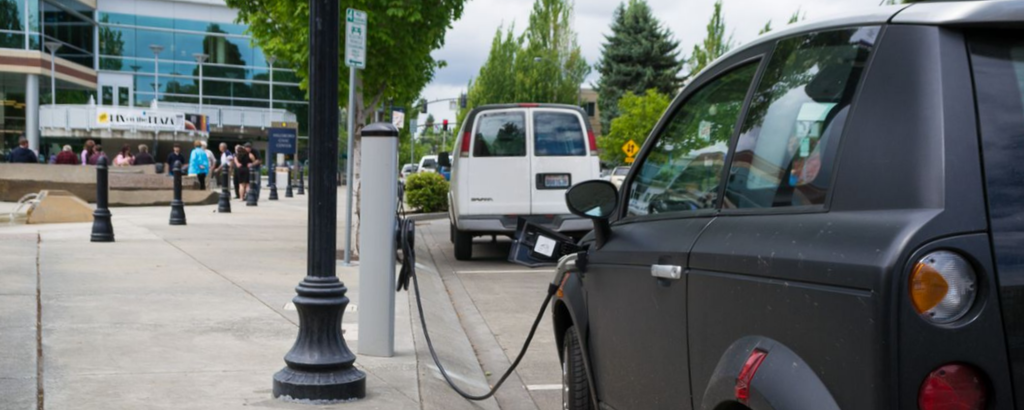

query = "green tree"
[598,89,670,165]
[228,0,467,255]
[514,0,590,104]
[758,8,804,36]
[595,0,683,136]
[459,25,520,124]
[687,0,733,78]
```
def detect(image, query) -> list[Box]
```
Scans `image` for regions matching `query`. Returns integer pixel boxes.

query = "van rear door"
[530,109,596,214]
[463,108,531,216]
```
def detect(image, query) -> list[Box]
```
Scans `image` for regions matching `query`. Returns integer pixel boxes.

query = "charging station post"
[358,122,399,357]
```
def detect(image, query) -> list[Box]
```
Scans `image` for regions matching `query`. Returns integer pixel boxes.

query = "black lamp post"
[169,161,186,225]
[90,156,114,242]
[218,164,232,213]
[272,0,365,401]
[268,160,279,200]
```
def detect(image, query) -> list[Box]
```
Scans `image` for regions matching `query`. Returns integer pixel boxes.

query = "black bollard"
[268,161,279,200]
[254,164,261,204]
[246,165,258,206]
[90,156,114,242]
[169,160,187,225]
[297,162,305,195]
[285,166,294,198]
[218,164,232,213]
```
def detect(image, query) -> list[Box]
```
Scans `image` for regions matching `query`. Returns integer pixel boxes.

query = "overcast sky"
[414,0,886,132]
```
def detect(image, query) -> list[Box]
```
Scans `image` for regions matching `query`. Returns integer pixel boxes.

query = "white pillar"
[358,124,399,357]
[25,74,39,152]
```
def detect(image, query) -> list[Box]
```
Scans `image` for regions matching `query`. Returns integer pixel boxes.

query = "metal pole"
[150,45,164,108]
[90,156,114,242]
[49,50,56,105]
[194,53,208,116]
[218,164,231,213]
[272,0,364,400]
[169,161,186,225]
[343,67,355,265]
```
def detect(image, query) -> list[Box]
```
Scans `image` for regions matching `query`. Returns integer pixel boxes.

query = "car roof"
[694,1,1020,82]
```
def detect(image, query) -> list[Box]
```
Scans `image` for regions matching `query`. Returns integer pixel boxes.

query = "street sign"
[345,9,367,69]
[268,127,297,155]
[618,140,634,160]
[392,110,405,129]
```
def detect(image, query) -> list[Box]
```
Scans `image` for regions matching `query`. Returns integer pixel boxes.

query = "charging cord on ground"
[395,217,563,401]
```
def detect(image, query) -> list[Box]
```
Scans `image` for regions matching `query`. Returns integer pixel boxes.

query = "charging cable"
[396,217,571,401]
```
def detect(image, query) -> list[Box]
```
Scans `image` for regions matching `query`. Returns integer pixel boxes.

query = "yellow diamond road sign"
[622,140,639,157]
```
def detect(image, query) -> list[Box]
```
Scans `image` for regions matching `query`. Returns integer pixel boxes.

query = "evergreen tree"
[687,0,733,78]
[758,8,804,36]
[514,0,590,104]
[594,0,684,135]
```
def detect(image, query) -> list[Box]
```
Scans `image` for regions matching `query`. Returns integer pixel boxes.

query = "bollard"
[169,160,187,225]
[246,165,258,206]
[358,122,399,357]
[218,164,232,213]
[254,164,261,204]
[268,161,279,200]
[297,162,305,195]
[90,156,115,242]
[285,166,294,198]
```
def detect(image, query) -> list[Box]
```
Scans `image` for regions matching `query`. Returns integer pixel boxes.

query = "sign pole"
[343,66,356,265]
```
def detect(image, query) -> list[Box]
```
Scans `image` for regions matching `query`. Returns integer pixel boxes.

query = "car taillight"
[587,130,597,156]
[735,349,767,404]
[919,363,987,410]
[909,251,977,324]
[460,131,471,157]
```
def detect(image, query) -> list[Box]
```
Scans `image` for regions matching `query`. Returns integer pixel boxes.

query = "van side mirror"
[438,152,451,168]
[565,180,618,248]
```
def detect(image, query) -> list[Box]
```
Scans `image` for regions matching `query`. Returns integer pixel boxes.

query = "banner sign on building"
[268,127,297,155]
[184,113,208,133]
[96,108,185,131]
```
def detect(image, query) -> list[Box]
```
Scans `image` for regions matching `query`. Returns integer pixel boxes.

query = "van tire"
[450,222,456,244]
[453,227,473,260]
[563,326,591,410]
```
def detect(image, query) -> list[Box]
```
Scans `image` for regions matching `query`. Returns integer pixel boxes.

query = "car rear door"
[463,108,531,216]
[582,50,764,409]
[529,108,596,214]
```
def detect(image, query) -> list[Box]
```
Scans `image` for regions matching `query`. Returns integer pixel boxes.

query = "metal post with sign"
[343,8,366,266]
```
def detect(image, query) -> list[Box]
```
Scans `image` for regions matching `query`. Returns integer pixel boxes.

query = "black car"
[552,2,1024,409]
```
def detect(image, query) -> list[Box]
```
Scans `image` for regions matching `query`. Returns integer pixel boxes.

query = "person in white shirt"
[202,141,217,189]
[215,142,235,194]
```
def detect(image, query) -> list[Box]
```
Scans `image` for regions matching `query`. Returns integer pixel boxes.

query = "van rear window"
[473,111,526,157]
[534,112,586,156]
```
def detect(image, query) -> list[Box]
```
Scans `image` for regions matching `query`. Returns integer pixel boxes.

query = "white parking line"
[526,384,562,391]
[456,270,551,274]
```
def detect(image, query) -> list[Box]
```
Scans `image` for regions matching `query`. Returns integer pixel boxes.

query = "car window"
[534,112,586,156]
[626,62,759,217]
[422,159,437,169]
[473,111,527,157]
[613,167,630,176]
[724,27,878,210]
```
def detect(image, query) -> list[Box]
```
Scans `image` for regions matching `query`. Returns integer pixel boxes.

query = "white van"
[439,103,600,260]
[417,155,438,173]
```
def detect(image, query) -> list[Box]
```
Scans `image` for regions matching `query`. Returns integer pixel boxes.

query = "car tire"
[450,222,456,244]
[562,326,592,410]
[453,226,473,260]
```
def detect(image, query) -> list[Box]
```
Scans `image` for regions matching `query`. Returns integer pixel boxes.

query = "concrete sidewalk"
[0,188,509,410]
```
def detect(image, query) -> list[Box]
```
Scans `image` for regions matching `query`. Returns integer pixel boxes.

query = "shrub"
[405,172,449,212]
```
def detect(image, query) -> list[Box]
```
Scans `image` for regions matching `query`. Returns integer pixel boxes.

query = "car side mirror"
[565,180,618,248]
[438,152,451,168]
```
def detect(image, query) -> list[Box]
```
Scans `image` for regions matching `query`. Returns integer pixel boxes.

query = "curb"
[406,212,447,222]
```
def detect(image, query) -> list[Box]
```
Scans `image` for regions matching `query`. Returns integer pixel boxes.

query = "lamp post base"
[169,201,187,225]
[90,209,114,242]
[272,367,366,403]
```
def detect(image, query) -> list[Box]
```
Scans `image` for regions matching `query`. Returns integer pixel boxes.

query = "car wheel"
[450,222,456,244]
[453,226,473,260]
[562,326,591,410]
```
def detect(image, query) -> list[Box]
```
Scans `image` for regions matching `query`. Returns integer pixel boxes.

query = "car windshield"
[422,159,437,168]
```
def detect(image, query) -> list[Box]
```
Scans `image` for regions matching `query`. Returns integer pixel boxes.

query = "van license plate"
[542,174,571,189]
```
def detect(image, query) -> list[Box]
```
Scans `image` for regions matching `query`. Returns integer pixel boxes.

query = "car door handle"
[651,264,682,280]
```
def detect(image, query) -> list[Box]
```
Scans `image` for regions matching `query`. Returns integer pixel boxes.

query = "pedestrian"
[215,142,235,194]
[202,141,216,189]
[188,140,210,190]
[88,145,108,165]
[234,145,251,200]
[80,139,95,166]
[166,144,186,176]
[8,136,38,163]
[114,144,135,167]
[245,142,262,168]
[134,144,155,165]
[54,145,78,165]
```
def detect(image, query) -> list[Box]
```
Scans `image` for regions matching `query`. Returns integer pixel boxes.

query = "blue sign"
[268,128,297,155]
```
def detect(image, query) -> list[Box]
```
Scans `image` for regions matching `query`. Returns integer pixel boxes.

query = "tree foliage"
[459,0,589,121]
[759,8,804,36]
[594,0,684,136]
[597,89,670,166]
[687,0,733,78]
[405,172,449,212]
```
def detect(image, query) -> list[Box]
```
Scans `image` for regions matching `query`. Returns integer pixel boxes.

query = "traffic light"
[459,93,467,109]
[419,98,428,114]
[442,119,448,132]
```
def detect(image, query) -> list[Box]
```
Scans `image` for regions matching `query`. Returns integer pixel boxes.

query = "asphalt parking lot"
[416,219,562,410]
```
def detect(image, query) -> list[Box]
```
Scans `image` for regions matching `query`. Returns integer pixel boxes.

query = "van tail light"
[587,130,597,156]
[735,349,767,404]
[919,363,987,410]
[460,131,471,157]
[910,251,977,324]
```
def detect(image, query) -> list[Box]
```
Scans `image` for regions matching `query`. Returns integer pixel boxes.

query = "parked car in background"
[609,166,630,189]
[400,163,418,179]
[552,2,1024,410]
[441,103,600,260]
[418,155,438,174]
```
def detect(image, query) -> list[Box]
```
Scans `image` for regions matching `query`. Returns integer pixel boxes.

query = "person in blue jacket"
[8,136,38,163]
[188,139,210,189]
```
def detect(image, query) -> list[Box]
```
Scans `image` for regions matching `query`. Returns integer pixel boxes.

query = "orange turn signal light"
[911,262,949,314]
